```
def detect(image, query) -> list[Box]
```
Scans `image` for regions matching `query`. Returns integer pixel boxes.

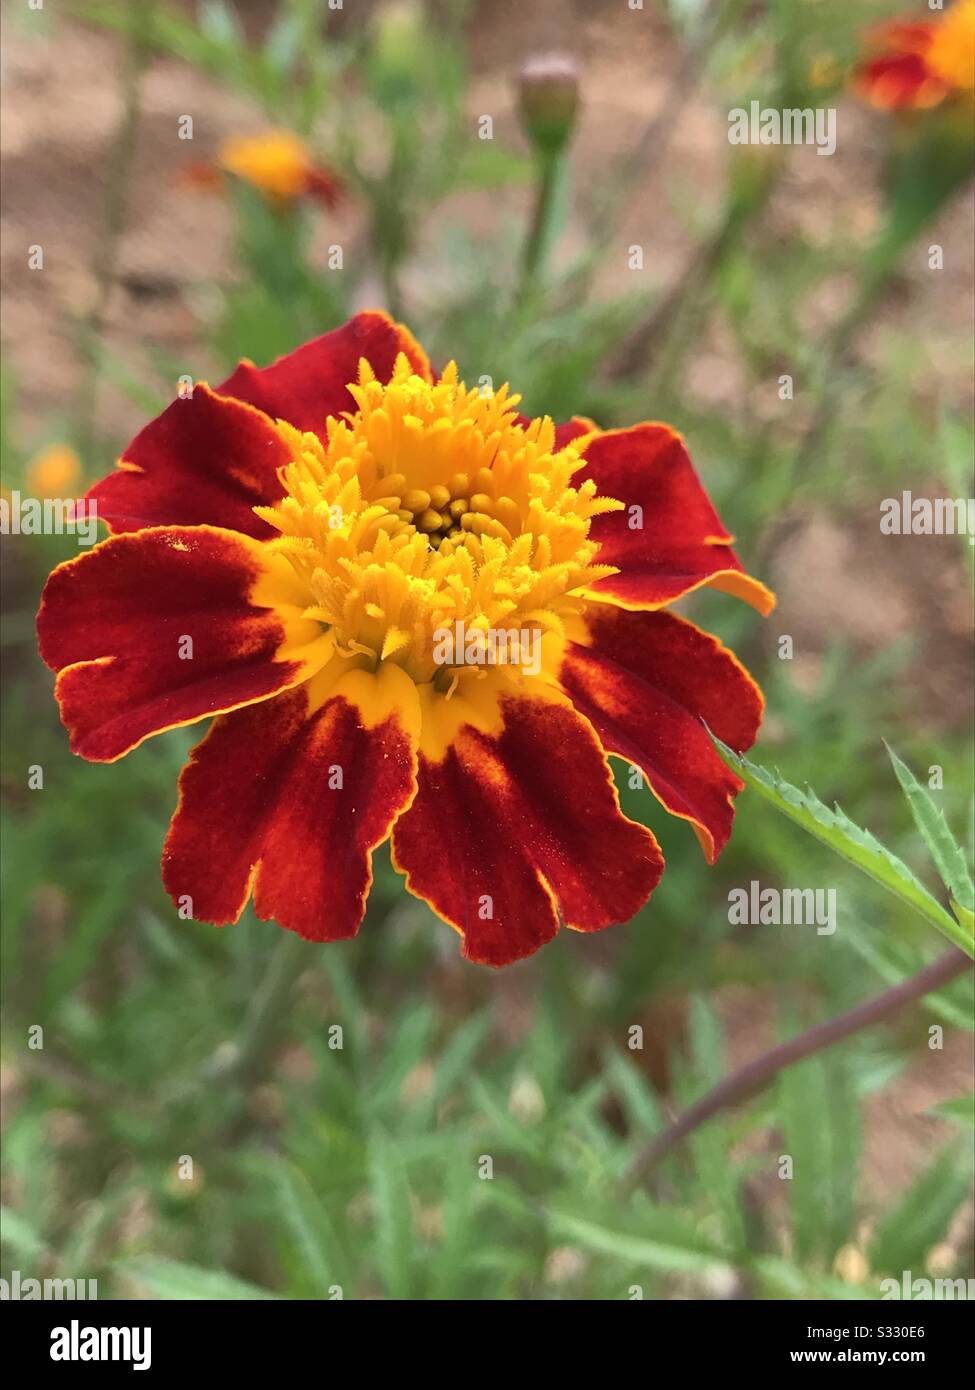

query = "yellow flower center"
[255,355,621,688]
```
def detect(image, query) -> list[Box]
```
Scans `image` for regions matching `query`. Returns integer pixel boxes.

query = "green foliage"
[123,1260,281,1300]
[713,738,975,957]
[868,1144,975,1277]
[885,743,975,917]
[927,1095,975,1129]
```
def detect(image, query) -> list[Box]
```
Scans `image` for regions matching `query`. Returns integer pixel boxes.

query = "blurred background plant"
[1,0,973,1300]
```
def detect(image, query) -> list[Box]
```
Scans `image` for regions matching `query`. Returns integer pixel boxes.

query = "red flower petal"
[162,666,420,940]
[853,52,951,110]
[217,309,431,433]
[87,386,292,537]
[576,424,775,615]
[559,605,764,862]
[37,525,330,762]
[304,165,344,209]
[864,19,936,57]
[553,416,597,449]
[87,312,432,536]
[392,687,663,967]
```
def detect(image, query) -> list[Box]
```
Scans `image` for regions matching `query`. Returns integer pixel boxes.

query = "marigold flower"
[186,130,343,209]
[36,312,774,967]
[853,0,975,111]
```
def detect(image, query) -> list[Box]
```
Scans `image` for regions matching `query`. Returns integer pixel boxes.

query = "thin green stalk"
[752,256,946,571]
[517,149,562,305]
[75,0,156,461]
[566,0,745,304]
[606,202,743,384]
[201,930,309,1091]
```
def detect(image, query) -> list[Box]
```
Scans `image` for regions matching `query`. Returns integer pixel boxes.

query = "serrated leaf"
[952,899,974,933]
[712,736,974,958]
[885,743,974,912]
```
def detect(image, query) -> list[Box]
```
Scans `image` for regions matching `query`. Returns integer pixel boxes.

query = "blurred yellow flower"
[216,130,343,208]
[26,444,81,499]
[926,0,975,94]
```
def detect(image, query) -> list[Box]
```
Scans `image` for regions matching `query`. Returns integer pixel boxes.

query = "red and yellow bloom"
[37,312,773,967]
[853,0,975,111]
[186,129,343,209]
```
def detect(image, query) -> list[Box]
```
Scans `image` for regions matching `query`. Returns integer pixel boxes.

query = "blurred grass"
[1,0,973,1299]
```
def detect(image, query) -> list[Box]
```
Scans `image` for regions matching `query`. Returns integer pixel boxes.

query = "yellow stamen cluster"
[255,355,621,687]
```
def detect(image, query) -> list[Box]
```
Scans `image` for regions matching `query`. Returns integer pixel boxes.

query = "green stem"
[565,0,744,305]
[518,149,562,304]
[75,0,155,461]
[201,930,309,1091]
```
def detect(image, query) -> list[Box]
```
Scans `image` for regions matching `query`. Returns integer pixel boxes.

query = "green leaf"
[840,922,975,1030]
[368,1131,416,1300]
[885,743,974,912]
[601,1047,662,1134]
[198,0,246,51]
[777,1046,859,1262]
[270,1161,350,1295]
[122,1259,279,1300]
[712,736,974,958]
[952,900,974,934]
[872,110,975,277]
[428,1149,483,1301]
[682,998,746,1250]
[0,1207,46,1262]
[547,1208,724,1274]
[429,1013,491,1109]
[752,1256,879,1300]
[262,11,300,77]
[867,1144,973,1275]
[927,1094,975,1128]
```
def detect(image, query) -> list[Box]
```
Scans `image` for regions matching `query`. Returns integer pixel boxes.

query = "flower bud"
[368,0,429,107]
[517,53,580,156]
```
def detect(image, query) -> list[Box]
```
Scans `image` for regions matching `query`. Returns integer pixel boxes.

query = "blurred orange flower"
[186,130,343,209]
[26,444,81,499]
[854,0,975,111]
